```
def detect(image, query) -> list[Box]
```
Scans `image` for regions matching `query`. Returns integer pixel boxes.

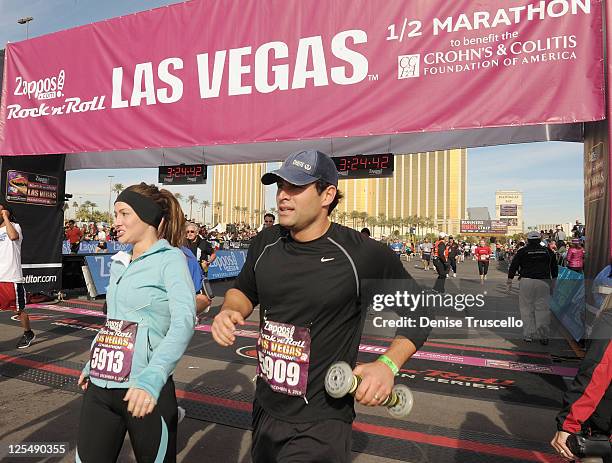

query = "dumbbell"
[324,361,413,418]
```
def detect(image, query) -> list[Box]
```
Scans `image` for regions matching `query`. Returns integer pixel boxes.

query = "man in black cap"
[211,149,429,462]
[507,230,558,344]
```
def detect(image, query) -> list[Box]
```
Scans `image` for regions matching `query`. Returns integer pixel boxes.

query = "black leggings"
[477,261,489,276]
[76,378,178,463]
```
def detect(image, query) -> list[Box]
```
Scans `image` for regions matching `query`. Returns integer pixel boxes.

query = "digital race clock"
[158,164,207,185]
[332,153,394,179]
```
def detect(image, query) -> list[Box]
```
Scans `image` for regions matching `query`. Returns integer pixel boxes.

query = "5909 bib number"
[256,320,311,397]
[257,353,301,386]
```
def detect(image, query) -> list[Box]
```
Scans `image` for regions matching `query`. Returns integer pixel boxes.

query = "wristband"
[377,355,399,376]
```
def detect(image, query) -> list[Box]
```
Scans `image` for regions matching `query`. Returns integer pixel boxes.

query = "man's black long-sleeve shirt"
[508,242,558,279]
[235,223,430,423]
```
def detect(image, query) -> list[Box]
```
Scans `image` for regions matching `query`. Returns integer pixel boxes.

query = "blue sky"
[1,1,585,227]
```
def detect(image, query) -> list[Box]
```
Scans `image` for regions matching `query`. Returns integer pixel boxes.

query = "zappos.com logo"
[14,69,66,100]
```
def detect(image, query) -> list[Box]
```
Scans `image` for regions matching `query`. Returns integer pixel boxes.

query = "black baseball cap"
[262,149,338,187]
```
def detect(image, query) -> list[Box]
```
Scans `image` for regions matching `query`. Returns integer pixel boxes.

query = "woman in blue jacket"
[76,183,196,463]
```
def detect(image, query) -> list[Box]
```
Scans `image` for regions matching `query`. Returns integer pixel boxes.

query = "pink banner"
[0,0,605,156]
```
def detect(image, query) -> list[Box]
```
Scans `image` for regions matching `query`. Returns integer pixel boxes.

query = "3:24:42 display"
[332,153,394,179]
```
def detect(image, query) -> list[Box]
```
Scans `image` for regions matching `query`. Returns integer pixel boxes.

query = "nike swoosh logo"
[321,257,335,263]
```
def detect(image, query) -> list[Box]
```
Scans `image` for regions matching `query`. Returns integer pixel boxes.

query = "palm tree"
[201,200,210,224]
[214,201,223,224]
[186,195,197,220]
[366,215,377,236]
[174,192,183,202]
[253,209,261,226]
[233,206,241,224]
[389,217,400,235]
[377,213,386,236]
[359,212,368,228]
[412,215,422,238]
[112,184,124,196]
[338,211,348,226]
[379,218,389,237]
[399,217,407,236]
[241,207,249,224]
[350,210,360,229]
[427,217,436,234]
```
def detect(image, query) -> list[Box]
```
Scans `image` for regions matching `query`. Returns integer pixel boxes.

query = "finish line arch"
[0,0,609,280]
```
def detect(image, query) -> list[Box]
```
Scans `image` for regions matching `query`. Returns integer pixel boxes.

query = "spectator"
[65,220,82,254]
[565,239,585,273]
[95,224,108,253]
[572,220,585,239]
[551,306,611,461]
[553,225,566,245]
[263,213,275,228]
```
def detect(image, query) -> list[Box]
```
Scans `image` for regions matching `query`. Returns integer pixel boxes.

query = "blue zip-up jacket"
[82,239,196,400]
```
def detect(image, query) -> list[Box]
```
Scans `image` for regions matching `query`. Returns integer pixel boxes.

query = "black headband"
[115,190,163,228]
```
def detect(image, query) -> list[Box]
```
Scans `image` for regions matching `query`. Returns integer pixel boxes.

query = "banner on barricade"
[84,254,113,295]
[208,250,247,280]
[62,240,132,255]
[83,249,247,295]
[550,266,585,341]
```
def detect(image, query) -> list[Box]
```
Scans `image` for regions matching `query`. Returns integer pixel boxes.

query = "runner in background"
[76,183,196,463]
[0,203,34,349]
[389,238,403,257]
[507,230,557,344]
[447,236,459,278]
[432,233,449,292]
[405,241,414,261]
[420,238,433,270]
[475,239,491,285]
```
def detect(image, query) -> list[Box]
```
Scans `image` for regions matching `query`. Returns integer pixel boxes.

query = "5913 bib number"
[89,318,138,383]
[91,347,125,374]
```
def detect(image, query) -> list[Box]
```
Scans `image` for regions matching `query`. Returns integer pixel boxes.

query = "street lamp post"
[108,176,115,224]
[17,17,34,40]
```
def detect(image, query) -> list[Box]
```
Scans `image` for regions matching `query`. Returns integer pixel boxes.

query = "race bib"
[480,254,489,261]
[256,320,311,397]
[89,318,138,382]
